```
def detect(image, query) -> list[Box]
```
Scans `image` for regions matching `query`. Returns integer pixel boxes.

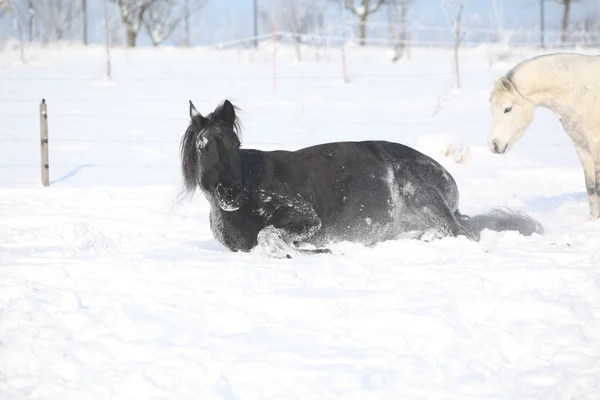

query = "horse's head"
[488,75,534,154]
[180,99,244,211]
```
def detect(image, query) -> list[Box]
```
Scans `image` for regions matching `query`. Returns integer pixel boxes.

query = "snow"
[1,43,600,399]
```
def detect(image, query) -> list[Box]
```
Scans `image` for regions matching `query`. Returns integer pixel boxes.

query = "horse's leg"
[574,145,599,219]
[592,141,600,220]
[256,205,327,258]
[409,185,478,241]
[596,164,600,220]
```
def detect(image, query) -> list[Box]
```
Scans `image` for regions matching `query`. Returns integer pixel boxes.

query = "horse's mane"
[179,122,201,198]
[178,100,243,200]
[489,75,513,102]
[490,53,575,103]
[489,69,533,104]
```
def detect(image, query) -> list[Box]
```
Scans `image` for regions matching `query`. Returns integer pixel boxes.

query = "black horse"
[180,100,543,258]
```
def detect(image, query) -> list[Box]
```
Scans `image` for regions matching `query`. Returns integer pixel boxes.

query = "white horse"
[488,52,600,219]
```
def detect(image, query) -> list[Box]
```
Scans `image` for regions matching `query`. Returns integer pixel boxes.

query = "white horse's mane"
[489,53,599,101]
[489,53,591,103]
[489,74,528,104]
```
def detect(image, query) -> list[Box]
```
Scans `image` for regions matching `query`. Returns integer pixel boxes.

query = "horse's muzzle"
[490,140,508,154]
[216,183,243,211]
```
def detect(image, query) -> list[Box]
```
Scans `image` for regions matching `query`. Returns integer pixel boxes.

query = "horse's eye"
[504,107,512,113]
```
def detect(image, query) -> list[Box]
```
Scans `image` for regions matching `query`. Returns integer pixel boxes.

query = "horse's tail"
[455,208,543,238]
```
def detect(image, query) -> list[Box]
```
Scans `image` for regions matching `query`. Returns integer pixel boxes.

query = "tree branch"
[367,0,386,15]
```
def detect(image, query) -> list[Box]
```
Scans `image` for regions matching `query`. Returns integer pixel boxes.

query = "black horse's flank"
[180,99,543,258]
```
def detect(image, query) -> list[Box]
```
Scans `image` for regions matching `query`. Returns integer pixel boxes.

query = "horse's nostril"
[216,182,242,203]
[492,140,500,153]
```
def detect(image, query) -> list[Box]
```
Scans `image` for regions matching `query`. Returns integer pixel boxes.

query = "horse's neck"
[514,54,600,115]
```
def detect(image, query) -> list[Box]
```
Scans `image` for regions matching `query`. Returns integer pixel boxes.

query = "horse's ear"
[496,76,514,93]
[216,100,237,126]
[189,100,203,119]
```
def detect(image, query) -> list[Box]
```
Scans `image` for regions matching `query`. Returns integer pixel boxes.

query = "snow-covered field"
[1,42,599,399]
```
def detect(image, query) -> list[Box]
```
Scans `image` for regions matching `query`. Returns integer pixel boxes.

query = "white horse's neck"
[510,53,600,116]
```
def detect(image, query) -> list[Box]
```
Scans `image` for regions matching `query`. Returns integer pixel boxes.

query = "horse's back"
[371,140,459,209]
[243,139,457,206]
[314,140,459,241]
[538,54,600,129]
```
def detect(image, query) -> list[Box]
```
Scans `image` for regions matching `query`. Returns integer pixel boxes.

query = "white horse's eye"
[504,107,513,113]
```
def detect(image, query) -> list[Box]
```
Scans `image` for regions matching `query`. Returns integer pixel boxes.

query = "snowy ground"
[1,42,599,399]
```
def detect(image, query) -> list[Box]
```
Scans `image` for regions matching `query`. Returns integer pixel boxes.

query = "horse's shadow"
[524,191,587,213]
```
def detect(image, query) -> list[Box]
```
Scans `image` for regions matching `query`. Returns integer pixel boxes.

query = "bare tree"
[143,0,180,46]
[5,0,36,41]
[81,0,87,44]
[110,0,156,47]
[0,1,27,62]
[556,0,579,44]
[252,0,258,47]
[442,0,466,88]
[490,0,504,42]
[387,0,414,62]
[0,0,13,45]
[260,0,326,61]
[144,0,205,46]
[103,0,111,78]
[26,0,33,41]
[342,0,386,46]
[33,0,81,42]
[485,0,514,66]
[0,0,10,13]
[540,0,545,47]
[340,0,349,82]
[184,0,190,46]
[576,11,600,46]
[6,0,81,44]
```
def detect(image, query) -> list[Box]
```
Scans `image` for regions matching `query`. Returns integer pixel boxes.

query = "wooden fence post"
[40,99,49,187]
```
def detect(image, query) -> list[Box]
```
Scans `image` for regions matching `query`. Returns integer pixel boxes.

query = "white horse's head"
[488,76,534,154]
